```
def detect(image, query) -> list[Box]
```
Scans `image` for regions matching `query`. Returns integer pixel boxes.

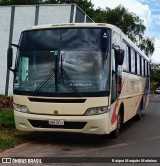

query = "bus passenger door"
[111,32,121,103]
[111,51,117,103]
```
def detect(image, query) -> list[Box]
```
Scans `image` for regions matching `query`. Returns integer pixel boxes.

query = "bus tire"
[135,111,142,121]
[110,111,122,139]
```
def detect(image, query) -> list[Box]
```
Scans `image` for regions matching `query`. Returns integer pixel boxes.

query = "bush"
[0,97,13,109]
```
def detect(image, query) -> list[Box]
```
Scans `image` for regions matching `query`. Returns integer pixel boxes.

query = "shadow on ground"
[28,116,142,149]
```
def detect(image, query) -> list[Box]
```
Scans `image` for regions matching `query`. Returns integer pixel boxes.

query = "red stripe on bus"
[136,95,142,106]
[111,99,119,124]
[111,77,126,124]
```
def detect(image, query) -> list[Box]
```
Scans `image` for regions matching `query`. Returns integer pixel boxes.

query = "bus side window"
[122,42,129,71]
[144,59,146,76]
[147,62,150,76]
[135,52,137,74]
[145,60,148,77]
[131,49,135,73]
[137,54,140,75]
[141,57,144,76]
[140,56,142,75]
[21,57,29,82]
[128,46,131,72]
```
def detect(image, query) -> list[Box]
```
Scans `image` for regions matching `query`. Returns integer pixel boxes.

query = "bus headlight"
[13,103,30,113]
[84,106,110,116]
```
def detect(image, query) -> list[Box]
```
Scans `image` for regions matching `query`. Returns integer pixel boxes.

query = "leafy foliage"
[93,5,154,56]
[45,0,95,17]
[150,63,160,91]
[0,0,43,5]
[0,96,13,109]
[138,37,155,56]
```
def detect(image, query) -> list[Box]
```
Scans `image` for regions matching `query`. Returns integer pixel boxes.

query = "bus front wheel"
[110,112,122,139]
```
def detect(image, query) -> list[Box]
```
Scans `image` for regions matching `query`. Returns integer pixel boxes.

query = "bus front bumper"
[14,110,111,135]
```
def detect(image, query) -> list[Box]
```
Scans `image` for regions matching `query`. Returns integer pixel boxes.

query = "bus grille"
[28,119,87,129]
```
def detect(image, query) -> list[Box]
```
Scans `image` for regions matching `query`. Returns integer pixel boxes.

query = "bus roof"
[24,23,149,61]
[24,23,118,31]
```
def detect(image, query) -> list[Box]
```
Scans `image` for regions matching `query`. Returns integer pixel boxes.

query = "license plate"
[49,119,64,125]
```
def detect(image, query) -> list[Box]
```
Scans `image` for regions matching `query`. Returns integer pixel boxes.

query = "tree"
[0,0,43,5]
[138,37,155,56]
[93,6,146,36]
[92,7,108,23]
[92,5,154,56]
[150,63,160,91]
[45,0,95,17]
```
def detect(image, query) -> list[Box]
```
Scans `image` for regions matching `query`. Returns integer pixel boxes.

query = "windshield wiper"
[60,54,80,97]
[33,67,55,95]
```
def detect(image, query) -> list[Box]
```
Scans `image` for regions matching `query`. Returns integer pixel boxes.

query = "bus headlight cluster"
[84,106,110,116]
[13,103,30,113]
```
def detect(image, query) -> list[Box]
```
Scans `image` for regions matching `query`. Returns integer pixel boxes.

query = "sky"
[90,0,160,63]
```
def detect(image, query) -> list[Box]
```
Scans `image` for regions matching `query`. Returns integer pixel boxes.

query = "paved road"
[1,95,160,166]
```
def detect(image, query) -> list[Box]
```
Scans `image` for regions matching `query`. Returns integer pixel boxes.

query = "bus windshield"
[14,28,111,97]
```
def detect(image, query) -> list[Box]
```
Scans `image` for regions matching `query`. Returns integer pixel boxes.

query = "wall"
[0,7,11,95]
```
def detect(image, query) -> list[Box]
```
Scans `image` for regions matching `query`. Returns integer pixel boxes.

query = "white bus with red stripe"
[7,23,149,138]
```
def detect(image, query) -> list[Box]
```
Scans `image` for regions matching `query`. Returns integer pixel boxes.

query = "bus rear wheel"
[135,111,142,121]
[135,100,143,121]
[110,112,122,139]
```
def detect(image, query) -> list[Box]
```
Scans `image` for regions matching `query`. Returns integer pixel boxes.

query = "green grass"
[0,138,15,149]
[0,109,15,129]
[0,94,42,152]
[0,109,40,152]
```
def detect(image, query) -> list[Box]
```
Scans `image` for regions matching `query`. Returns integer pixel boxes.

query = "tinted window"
[147,62,150,76]
[128,46,131,72]
[140,56,142,75]
[131,49,135,73]
[61,28,110,51]
[137,54,140,75]
[135,52,137,74]
[122,42,129,71]
[144,59,146,76]
[20,29,61,51]
[14,28,111,96]
[141,57,144,76]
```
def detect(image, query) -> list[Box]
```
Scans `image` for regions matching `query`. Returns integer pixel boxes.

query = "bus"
[7,23,150,138]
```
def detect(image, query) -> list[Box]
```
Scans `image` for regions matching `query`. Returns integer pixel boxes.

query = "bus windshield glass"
[14,28,111,97]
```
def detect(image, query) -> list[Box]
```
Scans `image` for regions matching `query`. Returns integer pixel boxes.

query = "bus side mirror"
[7,47,14,72]
[115,49,124,65]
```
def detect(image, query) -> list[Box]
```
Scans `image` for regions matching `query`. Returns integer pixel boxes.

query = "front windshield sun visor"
[13,28,111,97]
